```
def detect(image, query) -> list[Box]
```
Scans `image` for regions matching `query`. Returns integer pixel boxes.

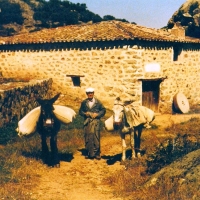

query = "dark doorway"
[142,80,162,112]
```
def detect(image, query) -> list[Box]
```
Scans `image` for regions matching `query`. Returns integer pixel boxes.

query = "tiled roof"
[0,20,199,45]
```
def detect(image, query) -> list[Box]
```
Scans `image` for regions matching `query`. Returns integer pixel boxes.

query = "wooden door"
[142,80,161,112]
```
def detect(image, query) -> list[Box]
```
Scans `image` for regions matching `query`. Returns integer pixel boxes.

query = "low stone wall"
[0,78,52,127]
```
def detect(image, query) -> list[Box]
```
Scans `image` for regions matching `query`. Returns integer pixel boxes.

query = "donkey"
[109,97,155,161]
[36,93,61,167]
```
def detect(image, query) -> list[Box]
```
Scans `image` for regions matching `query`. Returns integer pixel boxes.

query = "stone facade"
[0,40,200,114]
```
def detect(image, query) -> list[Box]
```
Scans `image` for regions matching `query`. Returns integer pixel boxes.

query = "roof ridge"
[113,21,136,39]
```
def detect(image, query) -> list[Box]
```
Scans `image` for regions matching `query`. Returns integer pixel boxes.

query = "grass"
[0,122,19,145]
[0,114,85,199]
[104,117,200,200]
[0,136,46,199]
[0,107,200,199]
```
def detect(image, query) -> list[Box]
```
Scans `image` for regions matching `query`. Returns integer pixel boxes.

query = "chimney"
[171,22,185,39]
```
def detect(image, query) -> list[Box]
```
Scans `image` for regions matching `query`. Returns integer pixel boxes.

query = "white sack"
[17,106,41,137]
[17,105,76,137]
[53,105,76,124]
[125,105,155,127]
[105,115,114,131]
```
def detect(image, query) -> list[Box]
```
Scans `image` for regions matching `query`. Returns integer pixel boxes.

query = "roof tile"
[0,21,199,45]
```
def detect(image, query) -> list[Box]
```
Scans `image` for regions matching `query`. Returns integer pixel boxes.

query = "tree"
[103,15,116,21]
[0,0,131,36]
[34,0,82,27]
[79,10,101,23]
[103,15,129,23]
[0,0,24,25]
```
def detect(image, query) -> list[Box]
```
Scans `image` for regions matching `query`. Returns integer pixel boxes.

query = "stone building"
[0,20,200,113]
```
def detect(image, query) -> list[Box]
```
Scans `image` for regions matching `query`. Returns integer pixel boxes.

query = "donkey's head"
[37,93,60,128]
[112,97,125,130]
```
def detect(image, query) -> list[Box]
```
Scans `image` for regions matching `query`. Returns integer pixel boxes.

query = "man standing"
[79,87,106,160]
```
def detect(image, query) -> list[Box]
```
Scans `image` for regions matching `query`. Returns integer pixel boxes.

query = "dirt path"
[30,135,125,200]
[30,113,200,200]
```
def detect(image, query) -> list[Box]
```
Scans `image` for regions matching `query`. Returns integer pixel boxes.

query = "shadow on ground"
[21,151,74,166]
[78,148,133,165]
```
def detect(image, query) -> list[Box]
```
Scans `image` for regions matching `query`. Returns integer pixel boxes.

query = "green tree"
[103,15,116,21]
[34,0,102,27]
[0,0,24,25]
[34,0,80,27]
[75,3,87,12]
[92,14,102,23]
[79,10,101,23]
[103,15,129,23]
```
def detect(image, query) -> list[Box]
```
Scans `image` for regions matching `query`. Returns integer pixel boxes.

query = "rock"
[167,0,200,38]
[144,149,200,199]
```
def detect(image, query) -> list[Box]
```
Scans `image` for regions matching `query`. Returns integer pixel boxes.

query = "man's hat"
[86,87,95,93]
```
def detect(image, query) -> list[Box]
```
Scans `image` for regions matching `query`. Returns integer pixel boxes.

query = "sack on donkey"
[16,105,76,137]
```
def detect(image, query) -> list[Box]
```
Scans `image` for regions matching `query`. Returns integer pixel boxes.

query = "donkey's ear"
[123,100,134,106]
[51,93,61,103]
[36,98,43,105]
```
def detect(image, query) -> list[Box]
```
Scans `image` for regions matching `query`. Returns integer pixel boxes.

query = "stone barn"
[0,21,200,113]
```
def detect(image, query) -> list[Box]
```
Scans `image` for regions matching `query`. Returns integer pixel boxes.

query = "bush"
[0,121,18,145]
[105,117,200,199]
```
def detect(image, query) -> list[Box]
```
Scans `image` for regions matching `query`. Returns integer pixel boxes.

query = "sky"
[68,0,186,29]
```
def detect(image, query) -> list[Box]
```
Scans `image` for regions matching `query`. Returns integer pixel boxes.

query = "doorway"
[142,80,162,112]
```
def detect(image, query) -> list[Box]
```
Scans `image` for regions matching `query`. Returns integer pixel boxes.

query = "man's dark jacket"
[79,98,106,120]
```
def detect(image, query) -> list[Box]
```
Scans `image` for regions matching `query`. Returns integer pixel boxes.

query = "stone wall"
[0,78,52,127]
[0,41,200,113]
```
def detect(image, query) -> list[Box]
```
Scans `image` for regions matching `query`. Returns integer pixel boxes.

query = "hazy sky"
[68,0,186,29]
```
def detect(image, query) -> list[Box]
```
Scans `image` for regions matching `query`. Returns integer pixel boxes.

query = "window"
[66,75,84,87]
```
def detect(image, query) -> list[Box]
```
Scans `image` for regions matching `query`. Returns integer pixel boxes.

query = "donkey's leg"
[135,125,143,158]
[50,135,59,167]
[130,129,136,159]
[134,128,140,158]
[41,134,49,164]
[121,133,127,161]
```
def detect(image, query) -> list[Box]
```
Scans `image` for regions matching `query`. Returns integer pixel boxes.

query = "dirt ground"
[30,113,200,200]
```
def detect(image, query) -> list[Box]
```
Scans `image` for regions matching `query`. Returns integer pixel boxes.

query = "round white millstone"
[173,92,190,113]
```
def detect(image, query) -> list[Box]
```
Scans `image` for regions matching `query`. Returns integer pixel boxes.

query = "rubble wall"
[0,41,200,113]
[0,78,52,127]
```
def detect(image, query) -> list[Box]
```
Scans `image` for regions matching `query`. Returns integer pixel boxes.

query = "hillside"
[167,0,200,38]
[1,0,200,38]
[0,0,129,36]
